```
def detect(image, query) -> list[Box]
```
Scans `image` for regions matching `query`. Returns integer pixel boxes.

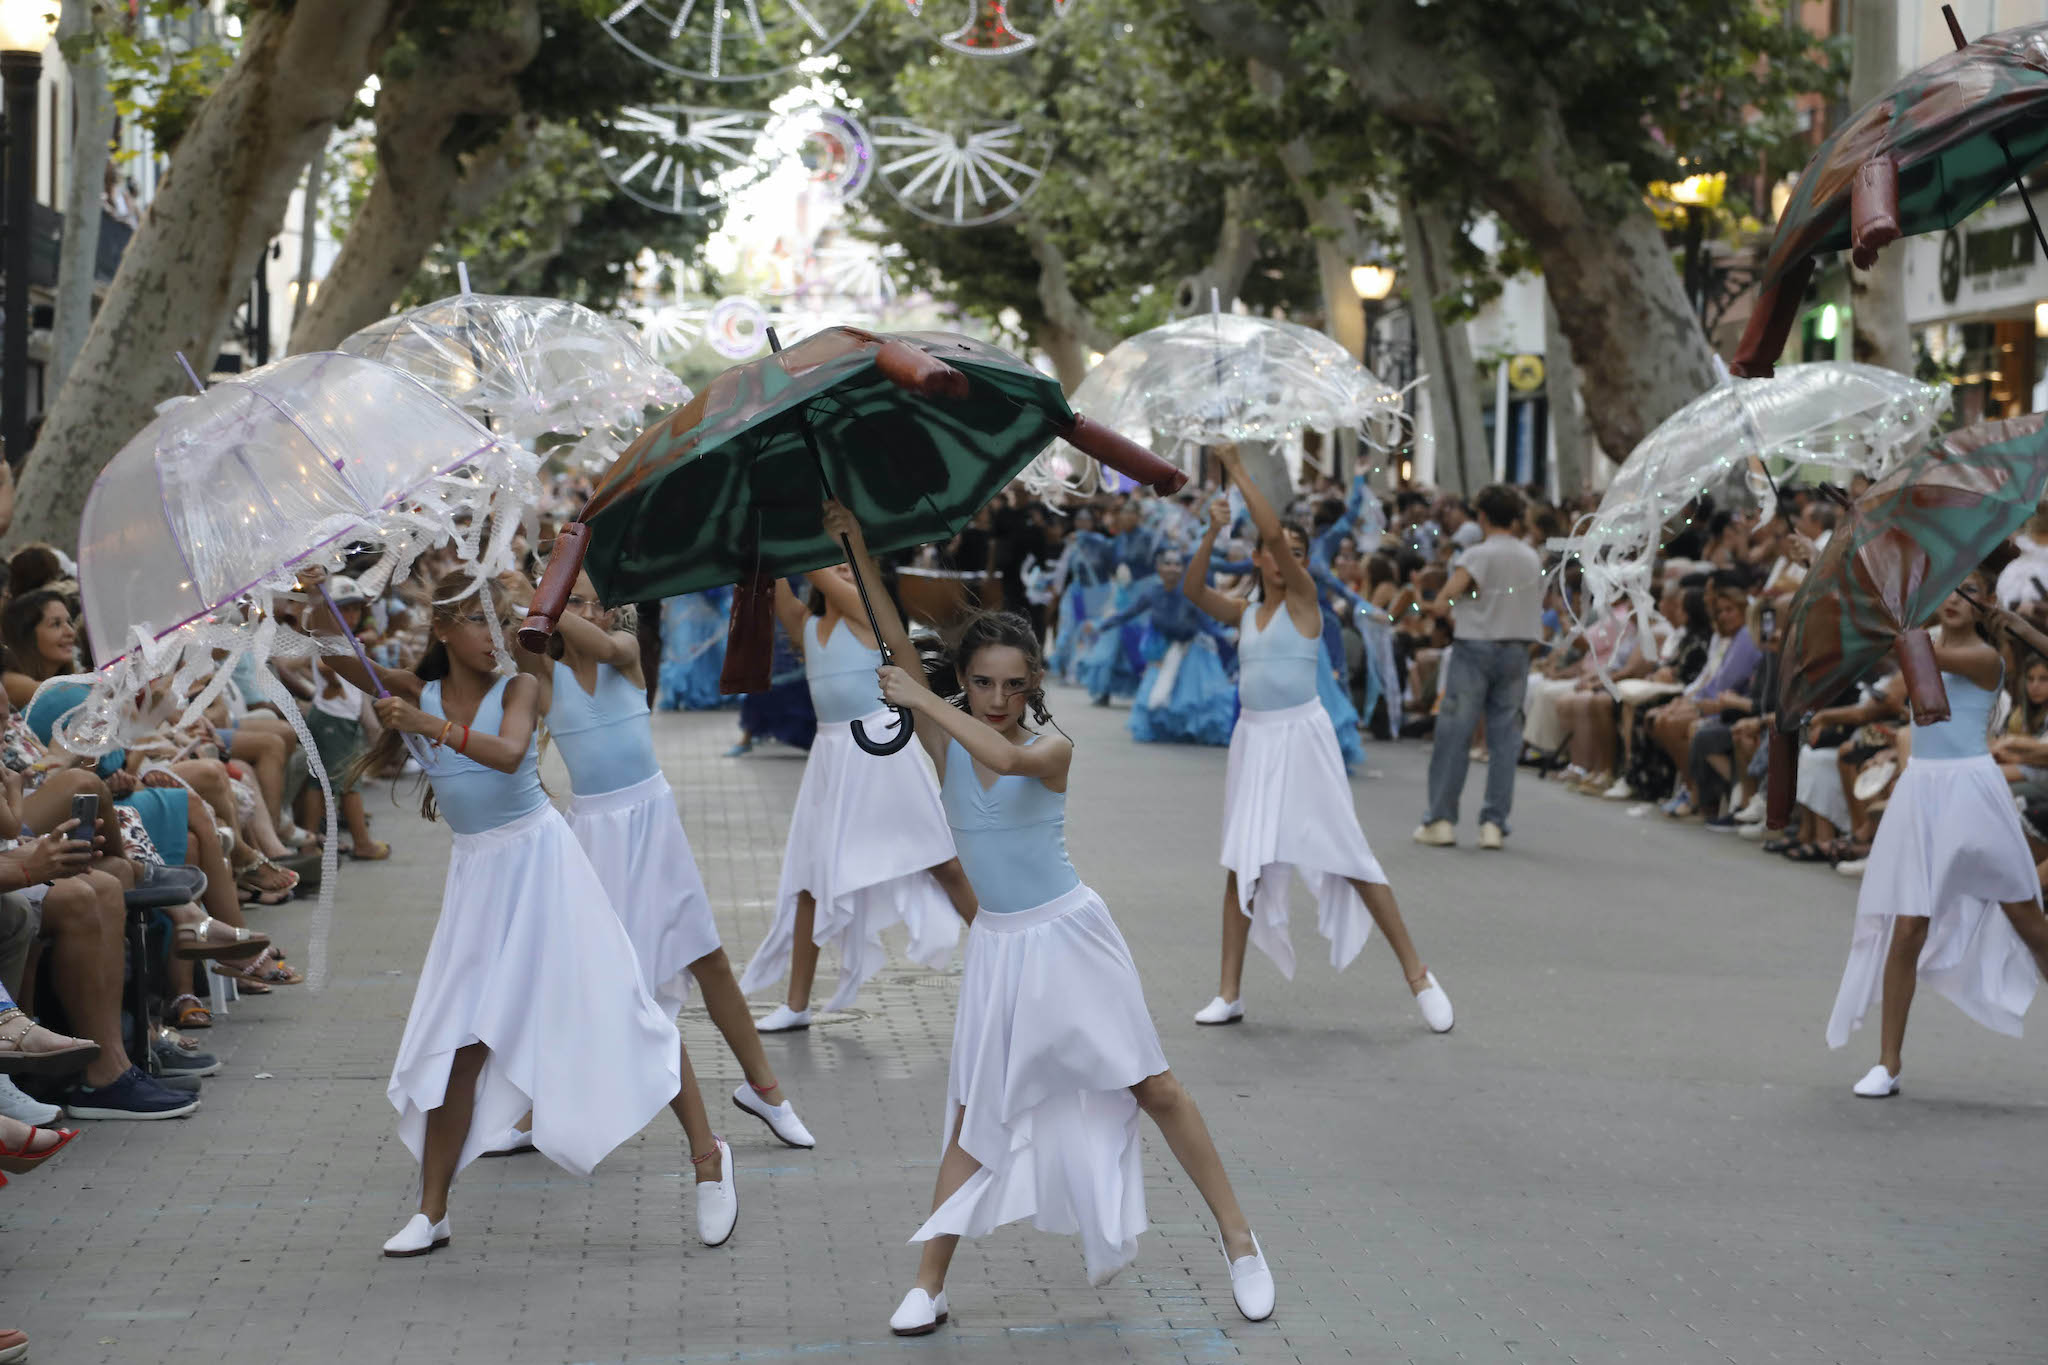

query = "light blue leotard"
[421,677,548,835]
[805,615,882,724]
[1237,601,1322,712]
[547,660,660,796]
[939,736,1079,914]
[1911,670,1999,762]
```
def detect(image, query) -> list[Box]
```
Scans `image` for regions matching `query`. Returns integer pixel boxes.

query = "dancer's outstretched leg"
[1875,916,1927,1085]
[785,892,820,1013]
[1132,1070,1273,1318]
[387,1041,487,1254]
[694,947,816,1148]
[1353,878,1452,1030]
[670,1038,738,1246]
[910,1112,980,1295]
[1215,873,1250,1006]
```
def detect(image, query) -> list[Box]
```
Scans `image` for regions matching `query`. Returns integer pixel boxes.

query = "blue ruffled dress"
[657,588,732,711]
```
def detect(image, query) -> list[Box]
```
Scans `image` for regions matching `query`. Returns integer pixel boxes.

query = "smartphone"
[69,792,98,851]
[1760,607,1777,642]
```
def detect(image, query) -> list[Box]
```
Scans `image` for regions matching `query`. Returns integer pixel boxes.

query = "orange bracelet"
[435,719,454,748]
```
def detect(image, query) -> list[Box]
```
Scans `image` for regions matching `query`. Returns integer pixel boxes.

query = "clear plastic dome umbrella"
[1042,311,1409,480]
[1549,361,1951,667]
[68,352,540,986]
[339,282,690,467]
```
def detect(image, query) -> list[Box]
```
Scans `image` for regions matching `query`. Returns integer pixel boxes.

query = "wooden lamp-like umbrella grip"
[1850,157,1902,270]
[518,521,591,654]
[1060,417,1189,495]
[1895,627,1950,725]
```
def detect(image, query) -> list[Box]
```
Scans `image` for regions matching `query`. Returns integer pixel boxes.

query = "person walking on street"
[1415,485,1546,851]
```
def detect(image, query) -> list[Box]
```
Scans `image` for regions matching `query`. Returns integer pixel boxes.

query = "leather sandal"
[0,1009,99,1076]
[168,995,212,1029]
[173,917,270,961]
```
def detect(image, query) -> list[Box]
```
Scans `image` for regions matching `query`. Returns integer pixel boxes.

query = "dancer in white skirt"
[1825,579,2048,1098]
[314,570,722,1257]
[1183,446,1453,1031]
[478,573,813,1169]
[807,502,1273,1334]
[737,561,977,1031]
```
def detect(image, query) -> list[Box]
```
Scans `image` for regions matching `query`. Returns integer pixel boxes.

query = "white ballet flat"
[1414,972,1454,1033]
[695,1138,739,1247]
[1194,995,1245,1026]
[889,1287,949,1336]
[1853,1065,1900,1098]
[754,1005,813,1033]
[382,1212,450,1258]
[732,1083,816,1149]
[1223,1232,1275,1322]
[479,1126,535,1158]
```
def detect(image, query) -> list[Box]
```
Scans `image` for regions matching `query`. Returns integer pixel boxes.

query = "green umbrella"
[1734,10,2048,376]
[519,325,1185,753]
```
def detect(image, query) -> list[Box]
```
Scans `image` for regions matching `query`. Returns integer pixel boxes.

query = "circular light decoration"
[761,105,873,203]
[871,117,1052,227]
[904,0,1075,56]
[598,105,778,216]
[812,239,905,304]
[707,296,770,358]
[600,0,876,83]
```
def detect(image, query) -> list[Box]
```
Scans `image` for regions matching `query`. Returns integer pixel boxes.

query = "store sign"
[1906,195,2048,324]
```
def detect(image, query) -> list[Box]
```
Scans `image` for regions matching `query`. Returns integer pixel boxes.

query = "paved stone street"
[6,692,2048,1364]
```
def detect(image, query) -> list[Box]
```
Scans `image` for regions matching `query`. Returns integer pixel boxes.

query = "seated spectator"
[1639,580,1760,816]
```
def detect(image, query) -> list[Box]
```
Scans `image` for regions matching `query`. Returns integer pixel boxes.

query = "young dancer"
[314,570,730,1256]
[1118,547,1238,747]
[736,566,976,1031]
[1826,577,2048,1096]
[491,575,813,1152]
[816,502,1273,1333]
[1183,447,1453,1031]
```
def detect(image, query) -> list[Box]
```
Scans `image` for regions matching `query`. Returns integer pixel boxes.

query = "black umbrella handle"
[832,528,916,755]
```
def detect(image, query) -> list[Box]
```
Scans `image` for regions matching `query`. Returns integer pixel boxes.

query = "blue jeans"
[1424,639,1530,830]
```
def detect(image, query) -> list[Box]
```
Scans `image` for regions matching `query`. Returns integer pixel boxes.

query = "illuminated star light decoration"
[597,103,873,218]
[903,0,1076,56]
[871,117,1052,226]
[601,0,876,82]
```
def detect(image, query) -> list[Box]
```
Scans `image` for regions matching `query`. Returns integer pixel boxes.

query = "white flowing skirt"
[911,882,1169,1286]
[1221,699,1387,980]
[737,713,961,1011]
[1827,754,2042,1047]
[567,771,722,1018]
[388,804,682,1176]
[1796,744,1852,834]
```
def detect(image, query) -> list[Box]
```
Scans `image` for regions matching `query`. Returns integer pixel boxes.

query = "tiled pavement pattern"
[5,691,2047,1364]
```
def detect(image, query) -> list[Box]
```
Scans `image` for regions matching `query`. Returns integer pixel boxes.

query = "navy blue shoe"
[64,1066,200,1120]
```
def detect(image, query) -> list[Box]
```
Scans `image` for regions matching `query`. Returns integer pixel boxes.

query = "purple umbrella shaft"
[315,582,435,768]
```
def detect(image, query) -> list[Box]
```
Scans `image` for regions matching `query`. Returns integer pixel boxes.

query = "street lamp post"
[0,2,53,470]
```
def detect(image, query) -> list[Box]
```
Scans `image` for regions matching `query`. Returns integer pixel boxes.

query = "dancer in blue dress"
[1049,509,1115,681]
[313,570,701,1259]
[800,501,1273,1333]
[1183,448,1453,1032]
[657,588,731,711]
[1114,548,1238,746]
[736,562,977,1031]
[484,574,815,1180]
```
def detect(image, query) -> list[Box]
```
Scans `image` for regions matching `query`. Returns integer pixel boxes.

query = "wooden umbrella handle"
[518,521,592,654]
[875,341,970,399]
[1895,628,1951,726]
[1850,156,1901,270]
[1060,416,1189,494]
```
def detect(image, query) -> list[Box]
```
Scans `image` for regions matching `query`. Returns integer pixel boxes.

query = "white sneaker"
[889,1287,949,1336]
[695,1137,738,1246]
[1414,972,1453,1033]
[1852,1065,1900,1098]
[382,1212,450,1258]
[479,1126,536,1158]
[1224,1232,1275,1321]
[0,1075,61,1126]
[1737,821,1773,842]
[1734,792,1768,824]
[1194,995,1244,1026]
[1478,822,1505,850]
[754,1005,812,1033]
[1601,777,1635,800]
[732,1083,815,1148]
[1413,820,1455,847]
[1835,858,1868,878]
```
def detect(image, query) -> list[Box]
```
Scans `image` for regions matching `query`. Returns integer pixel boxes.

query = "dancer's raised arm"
[1184,496,1246,627]
[1217,445,1317,606]
[821,500,918,671]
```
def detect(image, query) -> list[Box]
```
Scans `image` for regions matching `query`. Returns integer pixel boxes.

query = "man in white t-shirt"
[1415,484,1546,850]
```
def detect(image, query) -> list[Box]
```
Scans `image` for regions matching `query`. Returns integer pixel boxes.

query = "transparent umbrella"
[1044,312,1409,478]
[339,289,690,467]
[1549,361,1950,658]
[67,352,540,987]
